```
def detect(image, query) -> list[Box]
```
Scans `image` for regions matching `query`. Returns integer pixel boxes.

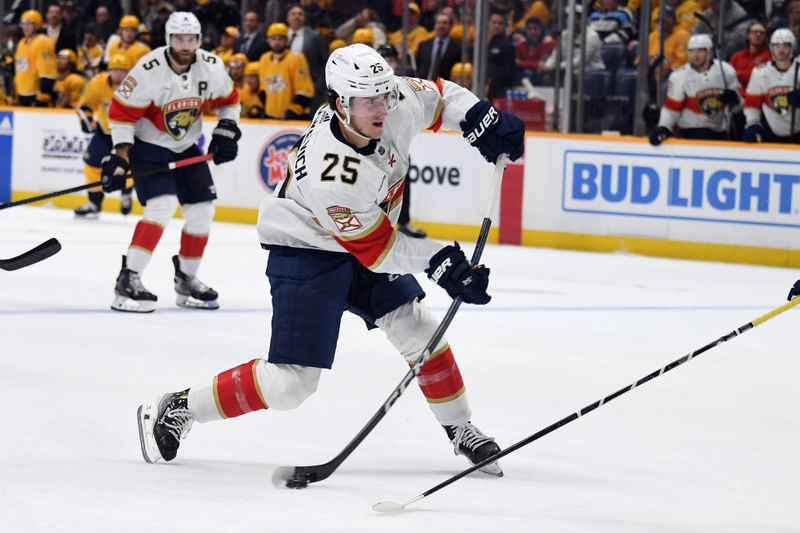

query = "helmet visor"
[348,88,399,117]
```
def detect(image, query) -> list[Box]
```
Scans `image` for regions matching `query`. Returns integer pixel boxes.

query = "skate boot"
[444,421,503,477]
[120,189,133,215]
[137,389,193,463]
[111,255,157,313]
[397,222,427,239]
[74,191,104,219]
[172,255,219,310]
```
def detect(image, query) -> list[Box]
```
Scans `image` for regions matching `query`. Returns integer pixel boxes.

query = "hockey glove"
[208,119,242,164]
[743,124,762,143]
[648,126,671,146]
[425,243,491,305]
[719,89,740,106]
[787,90,800,107]
[788,280,800,301]
[77,106,97,134]
[100,153,130,193]
[461,100,524,164]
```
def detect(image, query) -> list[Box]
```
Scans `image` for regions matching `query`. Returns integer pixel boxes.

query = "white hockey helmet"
[687,33,714,52]
[325,43,398,118]
[165,11,202,46]
[770,28,796,51]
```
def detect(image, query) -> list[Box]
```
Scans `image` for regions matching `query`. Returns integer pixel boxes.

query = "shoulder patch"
[326,205,363,232]
[402,77,438,92]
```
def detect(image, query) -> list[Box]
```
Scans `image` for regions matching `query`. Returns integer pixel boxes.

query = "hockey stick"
[373,296,800,512]
[272,154,510,489]
[791,62,798,141]
[0,153,214,211]
[0,238,61,271]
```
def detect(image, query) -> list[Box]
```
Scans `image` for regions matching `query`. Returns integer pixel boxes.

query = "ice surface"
[1,206,798,532]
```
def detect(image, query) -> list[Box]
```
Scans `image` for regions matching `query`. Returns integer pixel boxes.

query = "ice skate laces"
[159,405,193,442]
[451,422,494,455]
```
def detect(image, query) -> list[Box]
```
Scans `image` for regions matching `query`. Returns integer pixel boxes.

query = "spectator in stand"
[786,0,800,40]
[46,3,78,52]
[589,0,638,48]
[352,27,375,47]
[729,22,770,88]
[14,10,57,107]
[105,16,151,68]
[651,0,700,34]
[329,38,347,52]
[378,43,414,76]
[77,24,104,79]
[228,52,247,88]
[257,23,315,119]
[53,49,86,108]
[147,3,174,49]
[451,62,473,90]
[645,6,690,74]
[387,3,428,55]
[542,5,604,77]
[61,1,84,47]
[93,6,117,43]
[515,16,555,86]
[511,0,550,29]
[240,62,266,118]
[485,11,517,100]
[212,26,237,67]
[416,12,460,80]
[337,8,387,49]
[694,0,753,60]
[286,4,328,109]
[236,11,269,62]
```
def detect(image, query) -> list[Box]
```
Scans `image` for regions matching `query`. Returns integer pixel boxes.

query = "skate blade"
[74,212,100,220]
[478,461,503,477]
[176,294,219,310]
[112,295,156,313]
[137,403,162,464]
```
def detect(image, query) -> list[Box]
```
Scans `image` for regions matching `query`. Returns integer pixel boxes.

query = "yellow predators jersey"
[212,46,234,67]
[14,34,56,96]
[78,72,115,133]
[107,39,151,68]
[77,43,104,76]
[54,72,87,108]
[239,84,265,117]
[257,51,314,119]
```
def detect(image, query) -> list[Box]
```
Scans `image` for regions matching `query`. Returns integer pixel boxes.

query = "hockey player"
[650,34,742,145]
[102,12,241,313]
[53,49,86,108]
[136,44,525,475]
[104,15,151,69]
[743,29,800,143]
[14,10,56,107]
[74,54,133,219]
[257,23,315,119]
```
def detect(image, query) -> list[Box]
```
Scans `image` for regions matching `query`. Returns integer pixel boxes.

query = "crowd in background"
[0,0,798,136]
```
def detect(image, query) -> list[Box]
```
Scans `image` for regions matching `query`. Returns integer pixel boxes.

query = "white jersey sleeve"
[395,76,480,134]
[658,67,686,130]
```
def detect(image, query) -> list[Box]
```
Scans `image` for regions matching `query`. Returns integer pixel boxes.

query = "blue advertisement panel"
[0,111,12,202]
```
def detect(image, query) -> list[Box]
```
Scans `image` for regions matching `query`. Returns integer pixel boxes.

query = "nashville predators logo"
[768,86,791,115]
[163,98,201,140]
[697,89,723,115]
[266,75,288,94]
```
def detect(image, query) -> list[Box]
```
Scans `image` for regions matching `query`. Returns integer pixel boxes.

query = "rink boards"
[2,107,799,267]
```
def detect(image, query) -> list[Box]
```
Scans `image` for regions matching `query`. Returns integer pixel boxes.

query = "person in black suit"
[236,10,269,62]
[286,4,328,108]
[415,12,461,80]
[45,3,78,52]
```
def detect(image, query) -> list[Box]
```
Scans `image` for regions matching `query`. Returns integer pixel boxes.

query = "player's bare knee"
[142,194,179,226]
[181,201,214,234]
[259,362,321,411]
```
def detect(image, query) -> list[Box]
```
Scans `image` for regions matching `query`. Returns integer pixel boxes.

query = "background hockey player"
[104,15,151,70]
[14,10,56,107]
[743,29,800,144]
[103,12,241,313]
[137,44,524,476]
[74,53,133,219]
[53,49,86,108]
[650,34,742,145]
[257,22,315,120]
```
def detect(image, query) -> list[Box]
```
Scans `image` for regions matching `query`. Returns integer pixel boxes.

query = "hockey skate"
[120,190,132,215]
[74,201,100,219]
[137,389,193,463]
[444,422,503,477]
[172,255,219,310]
[111,255,157,313]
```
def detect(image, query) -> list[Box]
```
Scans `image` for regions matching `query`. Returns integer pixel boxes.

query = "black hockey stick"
[272,154,510,489]
[0,238,61,271]
[373,296,800,512]
[791,62,798,140]
[0,153,214,211]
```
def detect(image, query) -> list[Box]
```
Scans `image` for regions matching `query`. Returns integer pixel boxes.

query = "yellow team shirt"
[651,0,701,32]
[239,83,265,117]
[107,39,151,68]
[511,1,550,29]
[78,72,116,133]
[77,43,104,76]
[14,34,56,97]
[388,26,430,55]
[212,46,234,67]
[54,72,87,108]
[257,51,314,119]
[649,27,691,71]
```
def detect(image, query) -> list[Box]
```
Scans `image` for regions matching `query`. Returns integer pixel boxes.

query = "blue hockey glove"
[649,126,671,146]
[743,124,762,143]
[787,89,800,107]
[208,119,241,164]
[461,100,524,164]
[100,153,130,192]
[719,89,739,106]
[425,243,491,305]
[788,280,800,301]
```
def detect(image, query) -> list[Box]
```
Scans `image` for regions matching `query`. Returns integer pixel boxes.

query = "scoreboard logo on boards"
[258,130,302,192]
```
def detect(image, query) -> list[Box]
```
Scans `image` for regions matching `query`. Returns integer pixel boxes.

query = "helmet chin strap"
[334,104,374,143]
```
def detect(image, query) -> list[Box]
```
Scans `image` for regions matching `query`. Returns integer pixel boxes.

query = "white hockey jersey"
[257,76,480,274]
[744,60,800,137]
[658,60,741,132]
[108,46,239,151]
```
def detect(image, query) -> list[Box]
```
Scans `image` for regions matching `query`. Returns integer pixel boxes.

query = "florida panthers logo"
[697,89,723,115]
[768,86,791,115]
[163,98,201,140]
[258,130,302,192]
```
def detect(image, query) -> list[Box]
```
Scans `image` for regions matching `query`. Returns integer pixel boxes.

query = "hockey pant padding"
[188,359,321,422]
[178,202,214,276]
[127,194,178,273]
[376,300,471,427]
[83,165,102,192]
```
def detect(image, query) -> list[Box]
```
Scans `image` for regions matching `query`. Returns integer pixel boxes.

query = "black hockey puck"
[286,476,308,489]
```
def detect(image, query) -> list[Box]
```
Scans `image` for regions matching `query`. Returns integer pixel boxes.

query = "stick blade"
[0,238,61,271]
[372,501,406,513]
[271,466,295,488]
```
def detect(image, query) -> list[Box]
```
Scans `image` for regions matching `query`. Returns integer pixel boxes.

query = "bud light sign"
[258,130,301,192]
[563,150,800,228]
